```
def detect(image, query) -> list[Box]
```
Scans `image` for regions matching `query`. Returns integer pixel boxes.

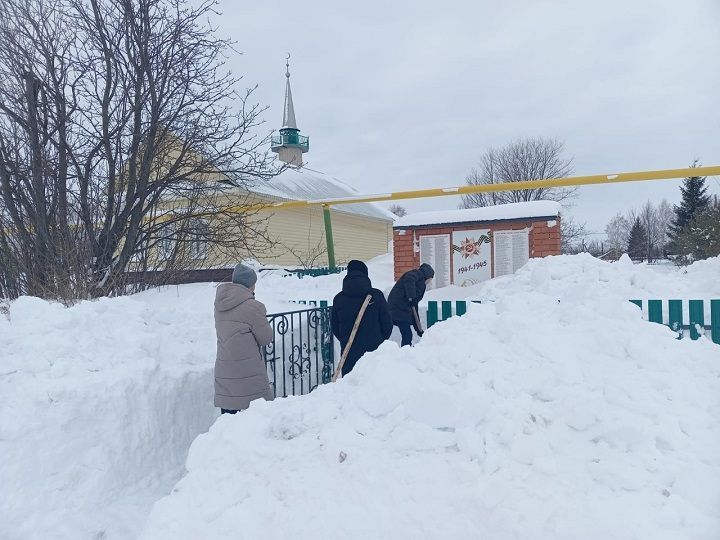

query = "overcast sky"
[215,0,720,237]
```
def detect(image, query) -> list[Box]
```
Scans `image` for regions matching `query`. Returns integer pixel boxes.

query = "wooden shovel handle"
[332,294,373,382]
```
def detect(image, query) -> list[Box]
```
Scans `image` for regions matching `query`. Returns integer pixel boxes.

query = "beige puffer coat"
[214,283,274,411]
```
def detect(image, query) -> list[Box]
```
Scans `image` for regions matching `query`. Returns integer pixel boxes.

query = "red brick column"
[393,230,417,280]
[530,217,561,257]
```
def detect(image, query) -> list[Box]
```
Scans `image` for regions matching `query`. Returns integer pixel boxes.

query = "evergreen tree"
[673,200,720,263]
[668,161,711,246]
[627,218,648,260]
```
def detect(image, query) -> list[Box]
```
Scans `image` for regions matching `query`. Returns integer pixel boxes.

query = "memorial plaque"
[451,229,491,286]
[419,234,451,289]
[493,228,530,277]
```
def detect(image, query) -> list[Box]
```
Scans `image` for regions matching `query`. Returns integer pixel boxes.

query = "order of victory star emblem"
[460,237,480,258]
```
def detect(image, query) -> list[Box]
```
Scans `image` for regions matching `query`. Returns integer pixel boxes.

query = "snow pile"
[251,252,720,306]
[2,253,719,539]
[141,260,720,539]
[0,268,376,540]
[0,288,222,540]
[478,253,720,301]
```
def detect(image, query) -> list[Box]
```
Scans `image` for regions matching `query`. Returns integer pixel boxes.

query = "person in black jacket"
[331,260,393,376]
[387,263,435,347]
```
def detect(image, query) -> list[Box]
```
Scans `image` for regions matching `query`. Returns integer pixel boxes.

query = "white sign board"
[492,228,530,277]
[451,229,491,286]
[419,234,451,289]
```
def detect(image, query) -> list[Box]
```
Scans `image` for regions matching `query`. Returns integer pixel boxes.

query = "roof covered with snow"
[394,201,561,228]
[250,167,396,221]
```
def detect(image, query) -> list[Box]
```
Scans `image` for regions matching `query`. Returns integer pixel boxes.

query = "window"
[157,223,177,261]
[189,219,209,260]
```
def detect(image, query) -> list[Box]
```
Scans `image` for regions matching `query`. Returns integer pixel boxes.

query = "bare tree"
[284,236,329,270]
[388,204,407,218]
[604,200,674,262]
[0,0,280,301]
[560,216,587,254]
[605,212,633,252]
[460,137,576,208]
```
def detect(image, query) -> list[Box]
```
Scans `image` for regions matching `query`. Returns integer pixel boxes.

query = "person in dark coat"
[331,260,393,377]
[387,263,435,347]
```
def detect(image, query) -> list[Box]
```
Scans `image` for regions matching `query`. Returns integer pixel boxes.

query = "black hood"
[347,259,369,275]
[419,263,435,279]
[342,270,372,298]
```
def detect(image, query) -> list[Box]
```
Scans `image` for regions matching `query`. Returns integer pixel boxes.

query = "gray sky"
[216,0,720,237]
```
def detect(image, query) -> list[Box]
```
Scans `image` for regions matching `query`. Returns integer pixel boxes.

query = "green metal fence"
[282,267,346,279]
[629,299,720,343]
[292,300,330,308]
[424,299,720,344]
[426,300,482,328]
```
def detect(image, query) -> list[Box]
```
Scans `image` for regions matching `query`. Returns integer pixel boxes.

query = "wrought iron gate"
[262,306,335,397]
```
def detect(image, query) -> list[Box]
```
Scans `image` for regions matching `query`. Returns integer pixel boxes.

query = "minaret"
[271,55,309,166]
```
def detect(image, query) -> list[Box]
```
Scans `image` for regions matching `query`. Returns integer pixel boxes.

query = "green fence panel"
[688,300,705,340]
[711,300,720,345]
[417,298,717,345]
[668,299,683,338]
[647,300,663,324]
[441,301,453,322]
[427,302,439,328]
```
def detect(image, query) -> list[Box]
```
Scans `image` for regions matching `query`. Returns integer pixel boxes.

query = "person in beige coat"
[214,263,274,414]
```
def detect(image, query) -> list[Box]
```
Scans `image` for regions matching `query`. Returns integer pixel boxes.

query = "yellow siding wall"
[202,205,391,267]
[325,210,391,265]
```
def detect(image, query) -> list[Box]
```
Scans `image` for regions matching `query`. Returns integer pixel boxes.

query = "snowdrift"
[1,254,719,539]
[0,288,221,539]
[140,256,720,540]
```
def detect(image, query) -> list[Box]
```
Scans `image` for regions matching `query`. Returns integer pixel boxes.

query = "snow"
[394,200,561,228]
[0,290,220,540]
[2,254,720,539]
[139,256,720,539]
[250,166,396,221]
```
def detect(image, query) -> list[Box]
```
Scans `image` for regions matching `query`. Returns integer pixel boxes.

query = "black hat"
[419,263,435,279]
[347,260,369,276]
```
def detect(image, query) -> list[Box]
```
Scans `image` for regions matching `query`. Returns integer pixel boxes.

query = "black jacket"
[388,268,429,324]
[331,271,393,375]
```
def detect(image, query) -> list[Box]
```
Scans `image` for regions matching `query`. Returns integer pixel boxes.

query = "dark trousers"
[395,321,413,347]
[221,408,238,415]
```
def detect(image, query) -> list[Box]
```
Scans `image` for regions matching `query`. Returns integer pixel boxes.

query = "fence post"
[668,299,683,338]
[456,301,467,316]
[630,299,642,310]
[711,299,720,345]
[441,301,452,322]
[427,301,439,328]
[647,300,663,324]
[688,300,704,340]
